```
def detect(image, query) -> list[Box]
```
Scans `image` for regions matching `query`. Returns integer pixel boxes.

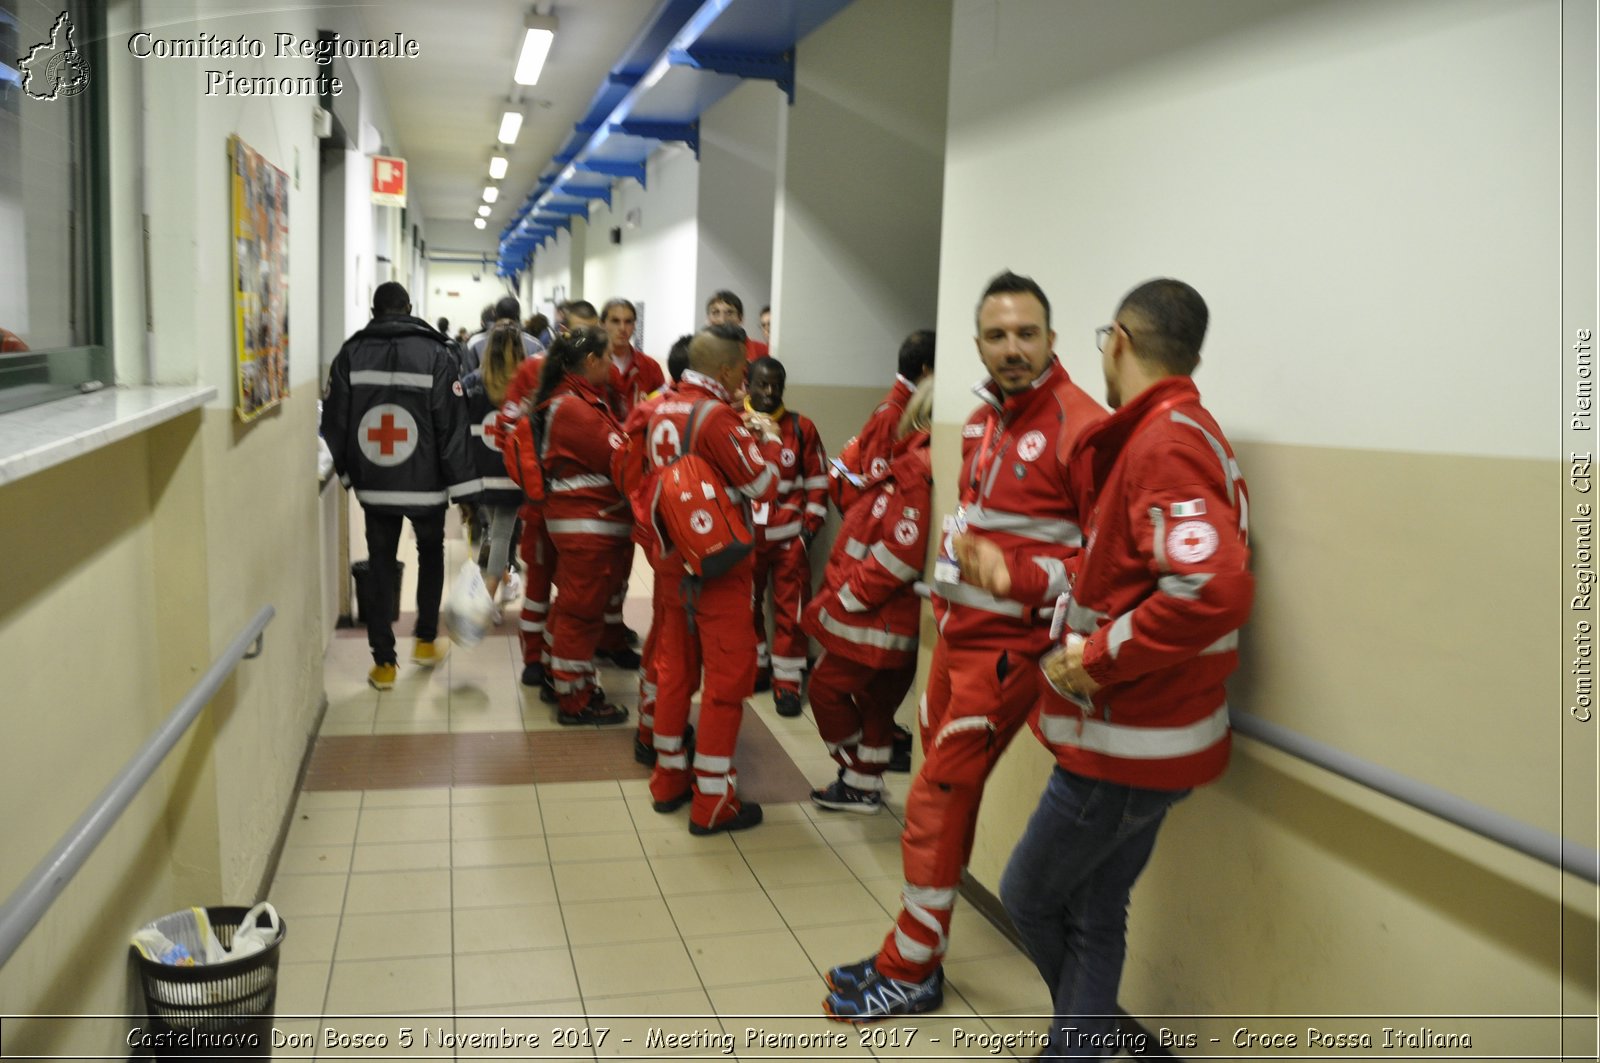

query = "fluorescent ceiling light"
[478,205,491,217]
[474,218,487,229]
[498,109,524,144]
[488,155,508,180]
[515,14,558,86]
[482,185,500,203]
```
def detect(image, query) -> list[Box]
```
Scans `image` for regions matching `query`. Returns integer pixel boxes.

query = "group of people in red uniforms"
[327,270,1254,1057]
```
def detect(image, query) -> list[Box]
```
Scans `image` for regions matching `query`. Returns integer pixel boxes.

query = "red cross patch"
[1167,520,1218,564]
[357,404,419,467]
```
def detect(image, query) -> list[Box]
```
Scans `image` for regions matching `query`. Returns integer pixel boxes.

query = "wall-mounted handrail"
[911,581,1598,884]
[0,605,276,969]
[1229,711,1599,885]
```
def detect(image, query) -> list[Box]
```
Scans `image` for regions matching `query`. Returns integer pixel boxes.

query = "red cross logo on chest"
[366,413,409,455]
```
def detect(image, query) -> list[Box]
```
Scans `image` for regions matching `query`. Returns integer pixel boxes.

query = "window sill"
[0,385,218,488]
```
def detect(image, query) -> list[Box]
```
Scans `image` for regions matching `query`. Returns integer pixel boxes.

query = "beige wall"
[0,0,330,1052]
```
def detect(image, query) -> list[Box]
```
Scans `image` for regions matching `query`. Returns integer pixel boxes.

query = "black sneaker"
[539,672,557,705]
[689,801,763,835]
[775,689,803,717]
[753,667,772,693]
[652,789,692,813]
[622,625,642,649]
[596,645,643,670]
[811,778,882,815]
[823,966,944,1023]
[633,734,657,766]
[521,661,545,688]
[889,725,914,773]
[557,695,629,727]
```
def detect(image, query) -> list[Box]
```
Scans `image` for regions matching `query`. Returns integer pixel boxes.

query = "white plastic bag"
[442,560,495,647]
[226,902,280,959]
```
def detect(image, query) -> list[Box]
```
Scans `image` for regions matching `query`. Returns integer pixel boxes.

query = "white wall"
[771,0,951,389]
[937,0,1559,459]
[424,259,517,335]
[695,80,783,338]
[580,144,702,360]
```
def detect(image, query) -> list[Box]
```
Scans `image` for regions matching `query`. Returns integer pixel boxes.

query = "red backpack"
[499,399,545,503]
[649,401,754,579]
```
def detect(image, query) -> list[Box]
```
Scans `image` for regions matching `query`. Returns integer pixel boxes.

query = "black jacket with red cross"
[321,314,476,514]
[751,404,828,545]
[1028,376,1253,791]
[930,357,1107,654]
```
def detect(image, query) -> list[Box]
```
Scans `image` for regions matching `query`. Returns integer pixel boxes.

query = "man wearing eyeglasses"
[960,279,1253,1059]
[823,270,1106,1022]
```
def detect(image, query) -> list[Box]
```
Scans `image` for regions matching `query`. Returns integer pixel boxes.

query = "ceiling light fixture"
[474,218,487,229]
[483,185,500,203]
[478,205,492,217]
[515,13,559,86]
[498,108,524,145]
[488,154,509,180]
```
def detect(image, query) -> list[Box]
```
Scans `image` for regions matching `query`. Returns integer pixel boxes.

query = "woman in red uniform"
[802,379,933,813]
[527,327,634,725]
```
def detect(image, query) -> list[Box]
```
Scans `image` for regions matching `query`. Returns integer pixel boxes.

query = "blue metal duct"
[497,0,853,272]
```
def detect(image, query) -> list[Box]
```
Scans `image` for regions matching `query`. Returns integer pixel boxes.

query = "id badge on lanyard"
[934,504,967,584]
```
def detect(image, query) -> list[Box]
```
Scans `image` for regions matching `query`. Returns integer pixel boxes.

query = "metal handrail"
[0,605,276,968]
[911,581,1599,884]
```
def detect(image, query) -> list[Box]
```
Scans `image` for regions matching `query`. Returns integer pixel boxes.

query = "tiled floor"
[268,523,1052,1059]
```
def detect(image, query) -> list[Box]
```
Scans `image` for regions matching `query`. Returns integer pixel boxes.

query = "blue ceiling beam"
[576,159,648,188]
[611,119,701,158]
[667,46,794,103]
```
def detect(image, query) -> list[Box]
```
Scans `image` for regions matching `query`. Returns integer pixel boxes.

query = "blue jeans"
[1000,767,1188,1061]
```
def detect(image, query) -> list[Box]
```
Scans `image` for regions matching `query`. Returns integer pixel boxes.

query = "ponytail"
[526,325,610,455]
[482,323,523,404]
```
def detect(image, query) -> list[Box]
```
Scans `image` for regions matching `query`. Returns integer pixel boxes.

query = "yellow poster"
[229,134,289,421]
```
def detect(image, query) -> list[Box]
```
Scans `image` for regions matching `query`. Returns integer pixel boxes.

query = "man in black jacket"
[322,282,476,689]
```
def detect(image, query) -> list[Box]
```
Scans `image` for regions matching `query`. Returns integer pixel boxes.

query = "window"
[0,0,110,415]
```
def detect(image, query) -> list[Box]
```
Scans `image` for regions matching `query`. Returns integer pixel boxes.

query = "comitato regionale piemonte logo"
[19,11,91,101]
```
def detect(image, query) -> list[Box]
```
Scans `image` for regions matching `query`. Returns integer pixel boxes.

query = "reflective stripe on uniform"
[1031,556,1070,599]
[765,520,802,540]
[547,473,612,492]
[966,504,1081,545]
[870,542,921,582]
[1038,701,1230,759]
[1159,572,1212,600]
[350,370,433,390]
[816,607,917,653]
[844,538,869,560]
[1107,613,1135,659]
[933,715,995,747]
[1203,630,1239,655]
[546,518,632,537]
[805,502,828,517]
[837,584,869,614]
[694,754,733,773]
[1067,599,1106,633]
[856,743,893,764]
[841,767,884,791]
[1171,411,1236,506]
[740,465,776,498]
[356,489,448,507]
[803,476,829,490]
[695,772,732,794]
[933,580,1025,618]
[772,655,806,682]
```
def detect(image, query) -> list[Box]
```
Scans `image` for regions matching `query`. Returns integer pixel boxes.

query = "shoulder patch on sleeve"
[1170,498,1206,517]
[1168,520,1219,564]
[451,380,464,397]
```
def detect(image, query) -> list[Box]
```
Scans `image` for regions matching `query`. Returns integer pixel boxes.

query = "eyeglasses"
[1095,322,1128,352]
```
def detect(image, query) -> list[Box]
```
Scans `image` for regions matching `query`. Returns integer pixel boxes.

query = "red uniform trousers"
[808,653,915,792]
[649,556,759,829]
[875,639,1038,983]
[516,507,553,670]
[602,542,636,652]
[547,530,633,715]
[752,537,811,697]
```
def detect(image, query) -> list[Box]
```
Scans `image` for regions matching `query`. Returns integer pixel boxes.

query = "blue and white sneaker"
[823,966,944,1023]
[824,954,879,992]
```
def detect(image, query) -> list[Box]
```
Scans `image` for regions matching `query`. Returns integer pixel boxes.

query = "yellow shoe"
[368,663,397,690]
[411,640,446,667]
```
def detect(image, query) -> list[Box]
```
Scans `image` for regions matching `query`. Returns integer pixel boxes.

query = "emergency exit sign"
[372,155,407,207]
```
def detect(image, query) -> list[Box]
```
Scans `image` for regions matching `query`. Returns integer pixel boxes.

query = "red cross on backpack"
[649,401,754,579]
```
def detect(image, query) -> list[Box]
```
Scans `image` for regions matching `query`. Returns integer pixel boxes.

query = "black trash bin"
[350,558,404,623]
[130,906,286,1059]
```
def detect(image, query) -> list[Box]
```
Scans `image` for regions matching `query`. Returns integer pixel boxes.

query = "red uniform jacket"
[930,358,1106,654]
[827,375,916,513]
[536,374,631,541]
[752,406,828,545]
[1033,376,1252,790]
[500,355,547,524]
[803,432,931,669]
[646,371,778,574]
[619,384,676,554]
[606,346,666,423]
